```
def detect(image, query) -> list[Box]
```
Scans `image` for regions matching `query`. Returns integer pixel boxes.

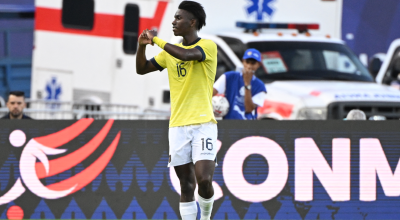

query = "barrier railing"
[0,100,170,119]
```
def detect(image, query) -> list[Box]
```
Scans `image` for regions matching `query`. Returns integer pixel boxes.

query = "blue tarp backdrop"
[342,0,400,57]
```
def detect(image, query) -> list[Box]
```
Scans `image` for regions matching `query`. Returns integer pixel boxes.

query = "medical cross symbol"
[246,0,275,21]
[45,77,62,101]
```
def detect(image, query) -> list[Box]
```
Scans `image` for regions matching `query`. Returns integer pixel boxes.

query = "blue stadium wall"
[0,120,400,219]
[0,0,34,100]
[342,0,400,57]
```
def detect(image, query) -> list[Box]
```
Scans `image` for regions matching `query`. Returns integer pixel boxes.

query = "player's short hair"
[178,1,206,30]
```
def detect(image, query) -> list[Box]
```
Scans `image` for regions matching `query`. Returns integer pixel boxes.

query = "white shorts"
[168,122,218,167]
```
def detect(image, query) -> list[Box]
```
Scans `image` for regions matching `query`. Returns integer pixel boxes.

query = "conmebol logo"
[0,119,121,205]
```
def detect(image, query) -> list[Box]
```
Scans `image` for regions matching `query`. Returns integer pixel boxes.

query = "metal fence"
[0,100,170,120]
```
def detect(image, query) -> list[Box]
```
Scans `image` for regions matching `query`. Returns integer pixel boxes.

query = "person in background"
[345,109,366,120]
[213,48,267,120]
[1,91,32,119]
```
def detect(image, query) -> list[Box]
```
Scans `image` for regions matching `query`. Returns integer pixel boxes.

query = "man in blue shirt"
[213,48,267,120]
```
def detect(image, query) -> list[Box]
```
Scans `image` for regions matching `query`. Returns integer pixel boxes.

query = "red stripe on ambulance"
[35,1,168,39]
[139,1,168,34]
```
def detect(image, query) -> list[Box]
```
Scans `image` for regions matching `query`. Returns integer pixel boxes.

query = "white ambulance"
[32,0,400,119]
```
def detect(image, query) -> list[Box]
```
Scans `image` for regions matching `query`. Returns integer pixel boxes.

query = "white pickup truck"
[192,0,400,120]
[210,25,400,120]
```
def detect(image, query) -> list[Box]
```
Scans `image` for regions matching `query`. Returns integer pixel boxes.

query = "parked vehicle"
[376,39,400,88]
[31,0,400,120]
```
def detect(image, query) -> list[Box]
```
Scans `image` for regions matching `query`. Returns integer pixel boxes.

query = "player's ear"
[190,18,197,28]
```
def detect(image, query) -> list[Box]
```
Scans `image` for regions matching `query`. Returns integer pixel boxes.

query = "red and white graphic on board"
[0,119,120,205]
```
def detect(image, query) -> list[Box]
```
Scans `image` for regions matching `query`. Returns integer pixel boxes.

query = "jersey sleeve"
[252,79,267,107]
[195,40,217,62]
[252,92,266,107]
[213,74,226,94]
[150,50,167,71]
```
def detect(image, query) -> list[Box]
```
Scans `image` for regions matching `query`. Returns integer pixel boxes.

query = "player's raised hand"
[145,29,158,44]
[138,30,152,46]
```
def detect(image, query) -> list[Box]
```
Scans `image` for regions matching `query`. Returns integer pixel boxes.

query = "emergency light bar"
[236,22,319,33]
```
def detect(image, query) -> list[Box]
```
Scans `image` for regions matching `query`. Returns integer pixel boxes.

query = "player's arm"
[136,31,159,75]
[213,88,218,96]
[163,43,203,61]
[146,30,203,61]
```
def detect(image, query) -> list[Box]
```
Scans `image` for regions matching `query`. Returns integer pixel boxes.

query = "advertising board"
[0,120,399,219]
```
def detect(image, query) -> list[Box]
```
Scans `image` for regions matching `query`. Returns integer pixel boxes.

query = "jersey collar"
[182,38,201,46]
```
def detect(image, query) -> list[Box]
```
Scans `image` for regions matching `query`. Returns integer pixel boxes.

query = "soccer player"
[136,1,217,220]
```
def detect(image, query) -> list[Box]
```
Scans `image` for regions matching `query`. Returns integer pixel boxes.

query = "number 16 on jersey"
[176,63,186,77]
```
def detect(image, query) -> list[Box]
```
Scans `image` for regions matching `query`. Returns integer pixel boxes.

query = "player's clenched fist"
[138,30,152,46]
[145,29,157,42]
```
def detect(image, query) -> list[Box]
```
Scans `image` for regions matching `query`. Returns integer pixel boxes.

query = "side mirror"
[368,57,383,79]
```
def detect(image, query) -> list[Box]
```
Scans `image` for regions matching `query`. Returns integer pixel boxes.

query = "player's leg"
[195,160,215,220]
[174,163,196,202]
[174,163,197,220]
[169,126,197,220]
[192,122,218,220]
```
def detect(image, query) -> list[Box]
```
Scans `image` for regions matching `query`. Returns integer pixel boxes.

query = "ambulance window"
[216,46,235,80]
[123,4,140,55]
[62,0,94,30]
[323,50,358,73]
[218,36,246,60]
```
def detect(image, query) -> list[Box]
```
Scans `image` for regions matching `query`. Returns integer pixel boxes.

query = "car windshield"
[246,41,374,82]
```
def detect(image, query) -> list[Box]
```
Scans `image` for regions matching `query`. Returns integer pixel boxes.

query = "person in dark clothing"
[1,91,32,119]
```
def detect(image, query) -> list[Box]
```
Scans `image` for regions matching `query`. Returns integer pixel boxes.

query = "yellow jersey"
[151,38,217,127]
